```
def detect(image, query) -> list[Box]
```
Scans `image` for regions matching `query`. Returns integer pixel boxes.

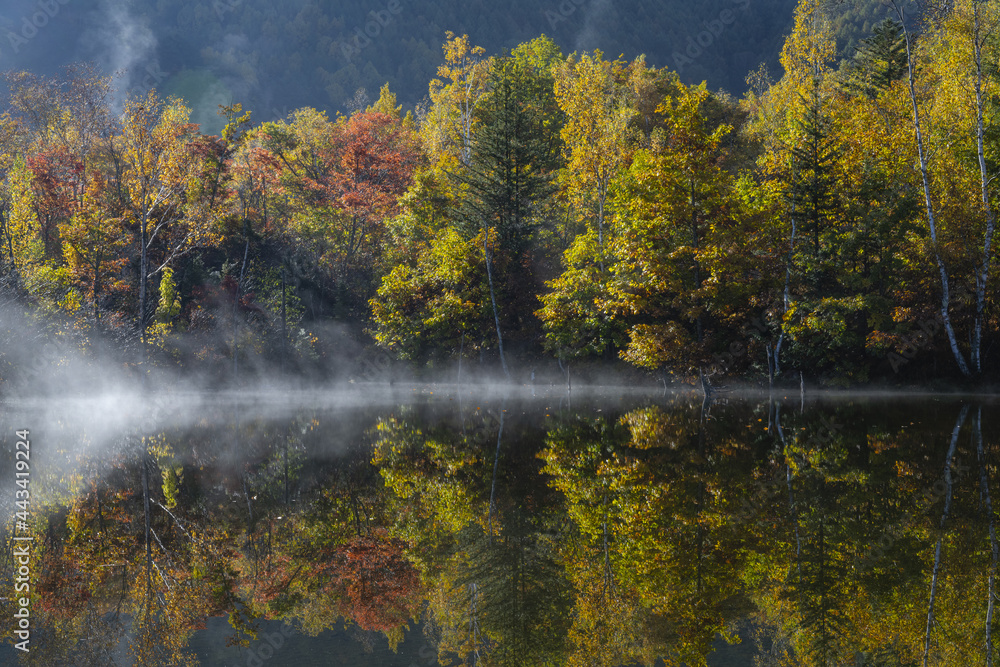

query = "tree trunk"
[484,230,510,380]
[777,404,803,583]
[892,1,972,378]
[558,357,571,392]
[487,399,505,544]
[767,347,774,392]
[142,446,152,598]
[973,3,996,376]
[2,205,14,268]
[691,178,703,344]
[233,233,250,381]
[977,406,997,666]
[468,581,481,665]
[924,405,970,667]
[602,508,614,598]
[281,266,287,372]
[93,270,102,332]
[598,183,605,250]
[139,213,148,366]
[772,186,797,382]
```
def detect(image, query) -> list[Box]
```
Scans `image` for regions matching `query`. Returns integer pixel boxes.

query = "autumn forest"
[1,0,999,389]
[5,1,1000,665]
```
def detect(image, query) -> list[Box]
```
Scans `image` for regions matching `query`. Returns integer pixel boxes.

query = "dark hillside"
[0,0,890,130]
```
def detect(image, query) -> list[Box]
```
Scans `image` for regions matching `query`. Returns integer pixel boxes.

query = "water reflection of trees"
[10,397,1000,665]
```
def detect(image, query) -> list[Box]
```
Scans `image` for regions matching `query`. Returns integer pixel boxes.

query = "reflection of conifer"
[781,479,852,665]
[842,19,908,98]
[457,511,572,665]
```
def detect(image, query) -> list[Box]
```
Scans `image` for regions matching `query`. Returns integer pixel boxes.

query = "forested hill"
[4,0,1000,390]
[1,0,890,131]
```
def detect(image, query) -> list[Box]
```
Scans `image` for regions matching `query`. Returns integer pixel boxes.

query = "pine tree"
[787,82,839,268]
[843,18,909,98]
[456,56,558,377]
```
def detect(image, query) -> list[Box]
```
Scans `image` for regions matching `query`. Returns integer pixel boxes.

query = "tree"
[842,18,909,98]
[536,230,625,364]
[966,0,999,377]
[610,83,732,375]
[426,33,490,168]
[4,157,46,287]
[891,0,992,377]
[370,226,487,362]
[26,146,83,259]
[60,173,128,329]
[330,531,422,633]
[263,104,422,320]
[744,0,840,383]
[554,50,636,250]
[786,83,839,271]
[329,107,423,291]
[455,56,559,377]
[109,90,203,360]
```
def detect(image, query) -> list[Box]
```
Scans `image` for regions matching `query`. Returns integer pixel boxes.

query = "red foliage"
[282,110,423,268]
[26,145,85,255]
[331,111,422,220]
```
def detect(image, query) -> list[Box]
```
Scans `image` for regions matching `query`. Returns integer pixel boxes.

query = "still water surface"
[0,386,996,666]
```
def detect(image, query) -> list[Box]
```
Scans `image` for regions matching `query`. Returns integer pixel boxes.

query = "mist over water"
[2,381,998,664]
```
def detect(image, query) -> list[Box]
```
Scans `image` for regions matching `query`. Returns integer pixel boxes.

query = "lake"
[1,385,996,665]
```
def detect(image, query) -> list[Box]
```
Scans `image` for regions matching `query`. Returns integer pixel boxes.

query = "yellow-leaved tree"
[554,50,636,250]
[424,32,490,169]
[110,90,209,357]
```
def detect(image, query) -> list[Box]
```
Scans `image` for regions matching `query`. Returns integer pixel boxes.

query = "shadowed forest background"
[0,0,894,127]
[1,0,999,390]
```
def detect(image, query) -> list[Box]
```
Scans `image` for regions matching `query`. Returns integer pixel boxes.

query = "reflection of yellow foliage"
[620,405,697,450]
[384,625,404,653]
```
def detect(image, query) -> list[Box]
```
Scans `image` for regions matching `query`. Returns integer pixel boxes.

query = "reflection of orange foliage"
[248,552,302,609]
[37,552,91,619]
[331,530,421,632]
